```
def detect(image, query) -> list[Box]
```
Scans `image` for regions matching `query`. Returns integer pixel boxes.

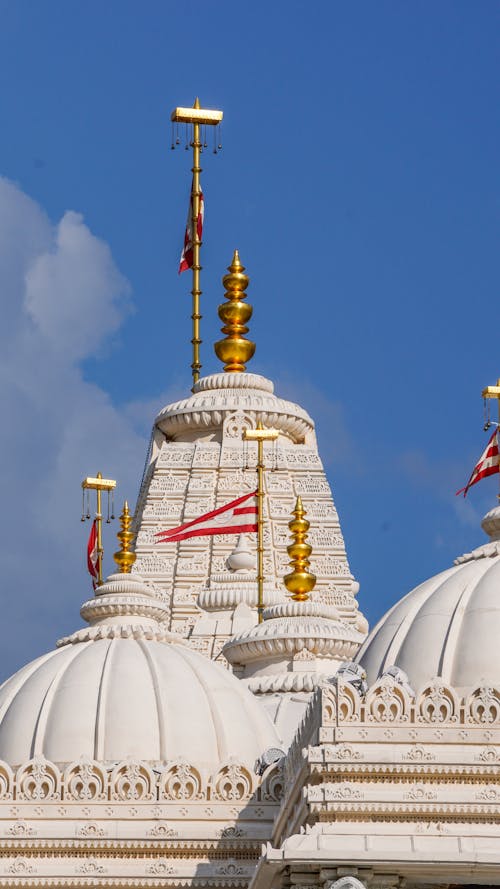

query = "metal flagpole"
[81,472,117,584]
[482,377,500,499]
[171,99,223,390]
[243,422,279,623]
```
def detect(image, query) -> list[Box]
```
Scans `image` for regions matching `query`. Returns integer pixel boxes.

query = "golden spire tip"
[194,97,200,108]
[113,501,136,574]
[283,497,316,602]
[214,250,256,373]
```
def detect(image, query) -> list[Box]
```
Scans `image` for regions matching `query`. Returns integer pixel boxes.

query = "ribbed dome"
[0,572,280,768]
[357,507,500,692]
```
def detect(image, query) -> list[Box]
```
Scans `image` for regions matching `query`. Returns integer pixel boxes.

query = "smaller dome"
[357,507,500,692]
[0,571,280,768]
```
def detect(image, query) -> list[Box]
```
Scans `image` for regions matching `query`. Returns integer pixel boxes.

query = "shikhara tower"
[133,251,367,665]
[0,100,499,889]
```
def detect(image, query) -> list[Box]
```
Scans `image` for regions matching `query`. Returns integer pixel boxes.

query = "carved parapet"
[154,373,314,443]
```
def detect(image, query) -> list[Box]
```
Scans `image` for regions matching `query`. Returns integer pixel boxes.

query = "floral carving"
[146,860,177,875]
[325,783,363,801]
[418,682,458,723]
[467,686,500,724]
[76,858,107,875]
[75,822,106,838]
[212,762,253,801]
[217,825,246,839]
[111,761,154,801]
[216,860,245,876]
[367,677,409,722]
[5,821,36,837]
[0,761,13,800]
[160,762,202,800]
[324,744,362,761]
[403,783,438,801]
[261,762,284,802]
[16,757,60,801]
[337,683,361,721]
[475,746,500,763]
[475,784,500,801]
[147,822,179,838]
[7,857,35,875]
[65,759,107,801]
[402,745,436,762]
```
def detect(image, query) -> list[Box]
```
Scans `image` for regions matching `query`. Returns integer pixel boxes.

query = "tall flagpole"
[243,422,279,623]
[171,99,223,389]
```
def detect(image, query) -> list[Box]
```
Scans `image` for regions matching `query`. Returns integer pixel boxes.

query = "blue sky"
[0,1,498,676]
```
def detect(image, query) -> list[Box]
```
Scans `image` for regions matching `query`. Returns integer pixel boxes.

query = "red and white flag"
[87,520,99,589]
[456,428,500,497]
[155,490,258,543]
[178,181,204,274]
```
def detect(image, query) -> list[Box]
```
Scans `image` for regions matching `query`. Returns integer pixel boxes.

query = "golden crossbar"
[82,477,117,491]
[171,106,223,125]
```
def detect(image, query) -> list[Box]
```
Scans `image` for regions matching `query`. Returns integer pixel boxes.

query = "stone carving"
[217,825,246,838]
[65,759,106,801]
[17,757,59,801]
[418,682,459,723]
[5,820,36,837]
[328,877,368,889]
[157,445,195,467]
[110,762,155,801]
[325,783,363,801]
[212,763,254,801]
[324,744,363,761]
[402,745,436,762]
[261,762,284,802]
[403,783,438,801]
[216,860,245,876]
[134,555,174,575]
[75,821,106,838]
[192,444,220,467]
[475,784,500,801]
[160,762,202,800]
[294,476,331,495]
[0,763,13,800]
[467,686,500,723]
[475,746,500,763]
[6,857,35,875]
[146,860,177,875]
[147,822,179,838]
[76,858,107,875]
[149,472,190,492]
[223,410,254,439]
[367,676,410,723]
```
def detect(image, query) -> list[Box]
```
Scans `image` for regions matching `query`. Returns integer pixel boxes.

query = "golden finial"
[113,501,136,574]
[283,497,316,601]
[214,250,256,373]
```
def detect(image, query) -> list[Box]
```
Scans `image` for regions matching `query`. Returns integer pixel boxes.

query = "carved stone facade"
[0,756,282,886]
[253,676,500,889]
[133,373,366,658]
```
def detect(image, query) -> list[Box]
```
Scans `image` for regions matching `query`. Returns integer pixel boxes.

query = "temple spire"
[284,497,316,601]
[114,502,136,574]
[214,250,256,372]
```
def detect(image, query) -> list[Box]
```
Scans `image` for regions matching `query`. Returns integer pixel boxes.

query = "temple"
[0,101,498,889]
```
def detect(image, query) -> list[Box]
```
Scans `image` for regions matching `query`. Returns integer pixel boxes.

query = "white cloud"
[0,177,149,678]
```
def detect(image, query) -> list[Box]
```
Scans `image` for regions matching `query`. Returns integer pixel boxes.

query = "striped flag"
[155,490,257,543]
[87,520,99,589]
[456,428,500,497]
[178,181,204,274]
